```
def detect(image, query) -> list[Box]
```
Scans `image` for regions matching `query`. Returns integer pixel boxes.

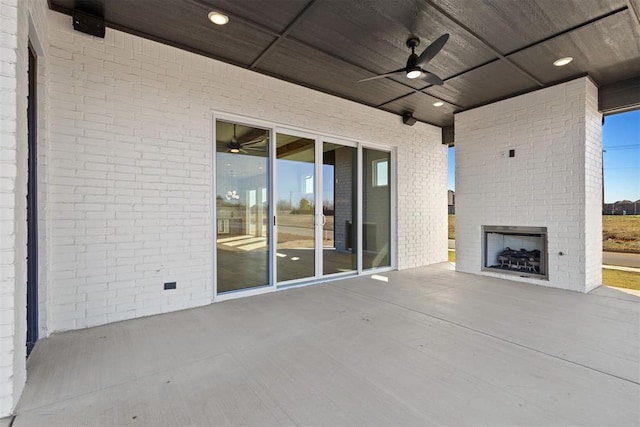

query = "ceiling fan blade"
[237,128,268,145]
[416,33,449,67]
[358,68,407,82]
[240,137,265,147]
[420,71,444,86]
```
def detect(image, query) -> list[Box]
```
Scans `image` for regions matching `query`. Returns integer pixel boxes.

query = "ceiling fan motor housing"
[406,37,420,49]
[405,38,422,78]
[406,52,420,74]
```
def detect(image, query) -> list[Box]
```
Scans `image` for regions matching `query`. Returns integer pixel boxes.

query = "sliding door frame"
[359,143,397,273]
[213,113,276,301]
[273,126,320,288]
[318,136,360,281]
[212,112,396,301]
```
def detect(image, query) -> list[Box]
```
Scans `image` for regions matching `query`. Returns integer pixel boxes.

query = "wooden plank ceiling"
[49,0,640,128]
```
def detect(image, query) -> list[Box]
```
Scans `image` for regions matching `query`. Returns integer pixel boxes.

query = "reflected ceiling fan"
[226,124,266,154]
[358,34,449,85]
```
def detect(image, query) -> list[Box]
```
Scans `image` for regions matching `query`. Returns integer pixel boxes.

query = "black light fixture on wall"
[72,10,105,38]
[402,111,416,126]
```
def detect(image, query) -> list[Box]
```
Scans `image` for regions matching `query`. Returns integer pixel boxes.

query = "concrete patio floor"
[12,263,640,426]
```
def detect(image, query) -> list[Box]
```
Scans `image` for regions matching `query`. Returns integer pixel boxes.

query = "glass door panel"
[215,120,270,293]
[363,148,391,269]
[322,142,357,275]
[276,133,316,283]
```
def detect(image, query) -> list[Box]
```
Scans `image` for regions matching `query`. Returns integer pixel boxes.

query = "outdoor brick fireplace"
[454,78,602,293]
[483,226,547,279]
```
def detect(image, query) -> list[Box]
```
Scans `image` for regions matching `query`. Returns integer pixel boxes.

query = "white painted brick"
[3,6,448,416]
[455,77,602,293]
[0,0,48,416]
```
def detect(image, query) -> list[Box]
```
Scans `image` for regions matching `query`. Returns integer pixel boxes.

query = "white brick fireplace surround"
[455,77,602,293]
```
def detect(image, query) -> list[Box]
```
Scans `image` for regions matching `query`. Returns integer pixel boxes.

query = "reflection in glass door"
[215,120,270,293]
[363,148,391,269]
[322,142,357,275]
[276,133,316,283]
[215,120,393,294]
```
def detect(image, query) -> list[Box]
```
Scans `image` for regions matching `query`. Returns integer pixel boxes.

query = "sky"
[602,110,640,203]
[448,109,640,203]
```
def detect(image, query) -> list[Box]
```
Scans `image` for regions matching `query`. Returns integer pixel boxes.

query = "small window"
[304,175,313,194]
[372,159,388,187]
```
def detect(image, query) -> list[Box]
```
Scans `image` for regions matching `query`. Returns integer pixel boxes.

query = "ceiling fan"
[358,34,449,85]
[225,124,266,154]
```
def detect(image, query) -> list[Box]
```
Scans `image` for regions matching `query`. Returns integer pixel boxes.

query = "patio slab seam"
[330,282,640,386]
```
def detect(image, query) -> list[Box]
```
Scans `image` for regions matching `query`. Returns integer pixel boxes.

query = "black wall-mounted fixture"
[402,111,416,126]
[442,125,454,146]
[72,10,105,38]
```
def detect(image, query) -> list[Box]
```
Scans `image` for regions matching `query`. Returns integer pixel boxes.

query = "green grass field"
[448,214,455,240]
[603,215,640,252]
[602,269,640,291]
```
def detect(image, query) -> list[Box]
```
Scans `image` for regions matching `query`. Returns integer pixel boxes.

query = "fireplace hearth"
[482,226,547,279]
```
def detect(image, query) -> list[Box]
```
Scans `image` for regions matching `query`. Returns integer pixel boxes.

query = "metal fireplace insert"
[482,225,548,279]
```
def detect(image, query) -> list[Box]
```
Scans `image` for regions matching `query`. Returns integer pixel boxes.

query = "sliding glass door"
[215,118,392,295]
[322,142,357,275]
[275,132,316,283]
[215,120,270,293]
[363,148,391,270]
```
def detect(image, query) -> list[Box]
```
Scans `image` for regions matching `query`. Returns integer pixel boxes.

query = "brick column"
[455,77,602,292]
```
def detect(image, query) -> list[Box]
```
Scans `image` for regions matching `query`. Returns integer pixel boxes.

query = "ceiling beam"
[625,0,640,26]
[379,4,632,114]
[277,138,313,158]
[425,0,544,88]
[187,0,281,37]
[600,76,640,114]
[51,0,636,129]
[189,0,436,108]
[502,6,629,57]
[250,0,320,68]
[376,58,502,109]
[50,0,254,71]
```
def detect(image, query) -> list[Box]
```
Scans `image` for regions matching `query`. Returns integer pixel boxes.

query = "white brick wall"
[0,6,447,415]
[0,0,48,417]
[0,0,20,414]
[455,77,602,292]
[584,80,603,292]
[43,9,446,333]
[396,131,449,269]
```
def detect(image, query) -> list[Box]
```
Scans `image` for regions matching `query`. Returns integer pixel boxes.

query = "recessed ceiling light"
[553,57,573,67]
[433,101,444,107]
[208,11,229,25]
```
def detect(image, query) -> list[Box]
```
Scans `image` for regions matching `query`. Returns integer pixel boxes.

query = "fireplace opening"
[482,226,548,279]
